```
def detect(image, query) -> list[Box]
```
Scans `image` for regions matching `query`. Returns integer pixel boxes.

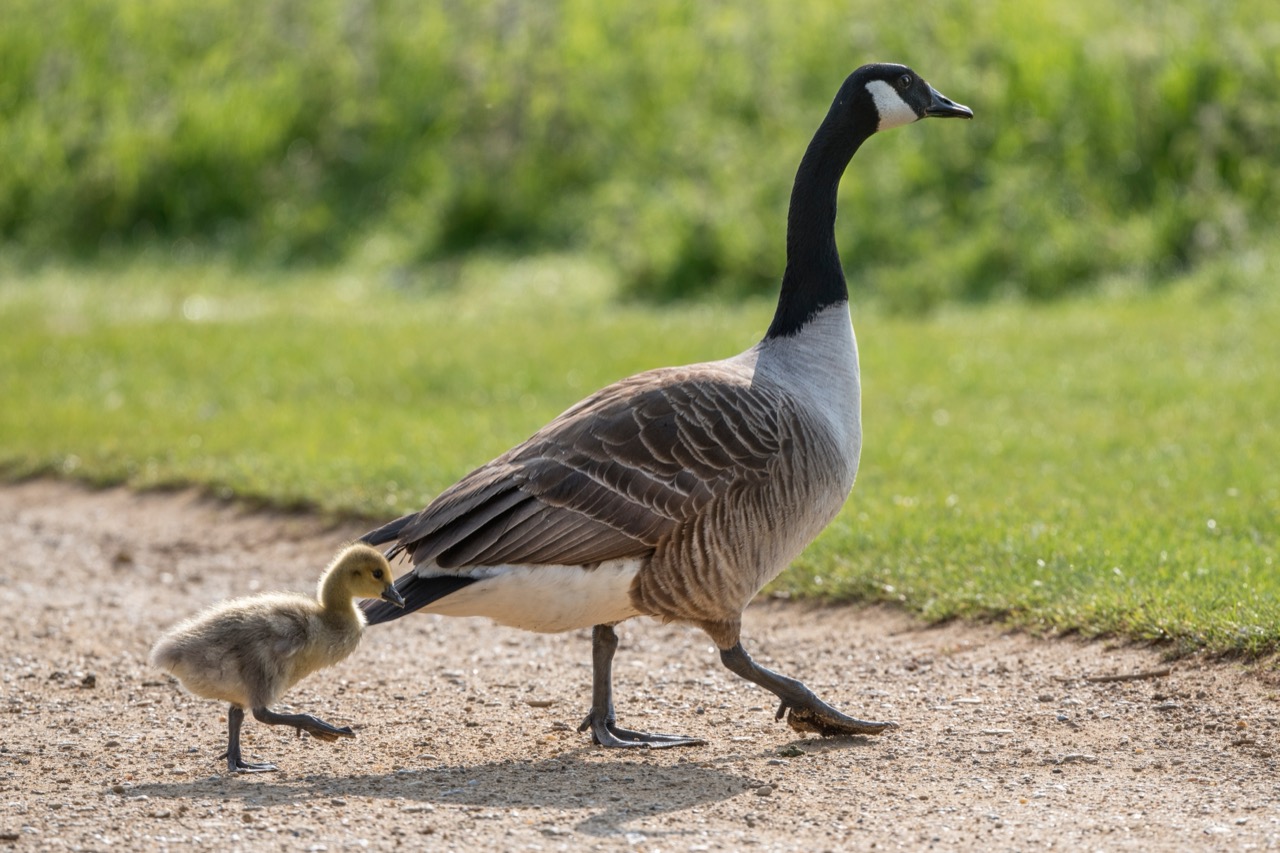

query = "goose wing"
[373,365,790,570]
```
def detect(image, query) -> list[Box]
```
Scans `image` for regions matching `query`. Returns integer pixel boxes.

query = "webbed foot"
[721,643,897,739]
[777,700,896,737]
[580,624,707,749]
[578,711,707,749]
[253,707,355,742]
[220,750,279,773]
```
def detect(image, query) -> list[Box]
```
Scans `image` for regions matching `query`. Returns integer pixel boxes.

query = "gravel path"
[1,480,1277,851]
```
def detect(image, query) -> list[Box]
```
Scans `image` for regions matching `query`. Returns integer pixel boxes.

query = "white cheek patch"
[865,80,919,131]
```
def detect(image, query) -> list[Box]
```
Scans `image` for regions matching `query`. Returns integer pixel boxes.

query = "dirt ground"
[1,479,1278,852]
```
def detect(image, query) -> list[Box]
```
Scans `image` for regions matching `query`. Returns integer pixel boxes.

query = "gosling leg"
[252,706,355,743]
[221,705,278,773]
[577,624,707,749]
[720,642,896,736]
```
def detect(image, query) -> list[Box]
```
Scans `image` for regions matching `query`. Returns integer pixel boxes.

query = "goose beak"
[379,585,406,608]
[924,85,973,120]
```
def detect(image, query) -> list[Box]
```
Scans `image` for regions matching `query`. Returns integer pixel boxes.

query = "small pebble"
[755,785,774,797]
[525,699,555,708]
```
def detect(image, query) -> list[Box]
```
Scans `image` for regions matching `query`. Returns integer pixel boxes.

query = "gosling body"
[150,543,404,772]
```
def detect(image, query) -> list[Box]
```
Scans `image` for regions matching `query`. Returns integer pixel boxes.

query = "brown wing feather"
[389,364,789,570]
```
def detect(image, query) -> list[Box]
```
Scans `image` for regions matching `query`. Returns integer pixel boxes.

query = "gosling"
[150,543,405,773]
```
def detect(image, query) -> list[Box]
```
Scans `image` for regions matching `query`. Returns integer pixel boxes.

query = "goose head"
[325,544,405,607]
[841,63,973,134]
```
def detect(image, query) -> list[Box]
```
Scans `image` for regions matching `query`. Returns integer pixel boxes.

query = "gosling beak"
[924,85,973,119]
[380,585,406,608]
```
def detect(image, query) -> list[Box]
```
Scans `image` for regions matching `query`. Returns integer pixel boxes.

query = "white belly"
[420,559,643,633]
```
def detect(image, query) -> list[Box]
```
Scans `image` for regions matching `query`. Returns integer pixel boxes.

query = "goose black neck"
[765,90,876,340]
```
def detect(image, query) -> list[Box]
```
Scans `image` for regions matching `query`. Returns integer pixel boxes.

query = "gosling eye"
[898,73,913,90]
[373,569,384,580]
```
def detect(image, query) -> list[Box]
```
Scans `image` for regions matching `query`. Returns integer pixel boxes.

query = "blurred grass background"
[2,0,1277,309]
[2,2,1278,656]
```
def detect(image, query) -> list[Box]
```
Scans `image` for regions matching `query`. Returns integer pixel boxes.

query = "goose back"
[373,300,860,639]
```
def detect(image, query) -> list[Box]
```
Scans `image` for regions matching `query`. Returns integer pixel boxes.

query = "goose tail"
[360,572,477,626]
[359,512,416,549]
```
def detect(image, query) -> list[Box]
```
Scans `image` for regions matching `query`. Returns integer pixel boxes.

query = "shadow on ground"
[131,752,764,836]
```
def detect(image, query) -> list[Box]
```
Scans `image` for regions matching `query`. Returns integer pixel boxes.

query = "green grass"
[2,0,1278,308]
[2,252,1277,656]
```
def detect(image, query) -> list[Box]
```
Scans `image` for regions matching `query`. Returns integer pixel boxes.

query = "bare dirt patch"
[2,480,1277,851]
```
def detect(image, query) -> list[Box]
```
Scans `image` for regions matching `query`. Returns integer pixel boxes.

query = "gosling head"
[841,63,973,134]
[326,544,404,608]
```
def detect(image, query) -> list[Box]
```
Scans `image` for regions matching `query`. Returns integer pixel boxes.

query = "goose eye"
[898,74,913,89]
[373,569,384,580]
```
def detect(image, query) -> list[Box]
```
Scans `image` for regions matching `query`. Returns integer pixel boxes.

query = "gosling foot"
[293,719,355,743]
[578,711,708,749]
[224,705,279,772]
[252,707,356,743]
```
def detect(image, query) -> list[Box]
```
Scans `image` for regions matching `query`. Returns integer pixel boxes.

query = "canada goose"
[150,543,405,772]
[361,63,972,747]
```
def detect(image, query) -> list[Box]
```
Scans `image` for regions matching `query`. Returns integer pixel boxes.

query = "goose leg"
[251,706,356,743]
[221,705,278,773]
[720,642,896,736]
[577,624,707,749]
